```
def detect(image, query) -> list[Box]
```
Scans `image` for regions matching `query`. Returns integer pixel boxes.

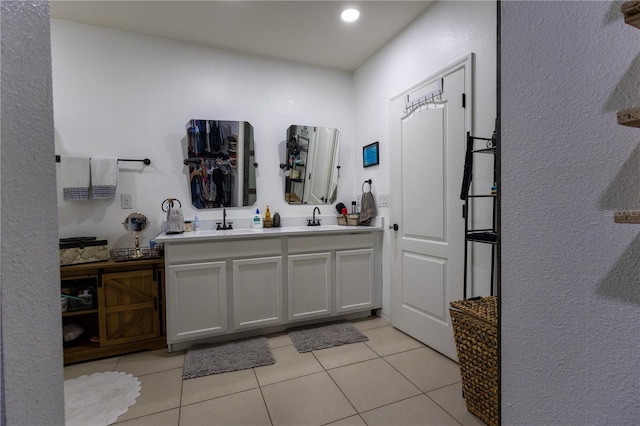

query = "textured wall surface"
[355,1,497,312]
[1,1,65,424]
[501,1,640,424]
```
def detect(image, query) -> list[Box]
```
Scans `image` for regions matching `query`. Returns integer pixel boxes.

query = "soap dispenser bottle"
[252,208,263,229]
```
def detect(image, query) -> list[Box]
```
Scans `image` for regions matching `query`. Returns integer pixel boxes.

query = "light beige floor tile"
[115,408,179,426]
[427,382,485,426]
[254,344,323,386]
[324,415,367,426]
[63,356,120,380]
[181,368,258,406]
[328,358,421,412]
[313,342,379,370]
[360,394,460,426]
[266,331,293,349]
[116,367,183,422]
[262,371,356,426]
[115,349,185,377]
[351,316,390,331]
[179,388,271,426]
[362,325,424,356]
[385,346,461,392]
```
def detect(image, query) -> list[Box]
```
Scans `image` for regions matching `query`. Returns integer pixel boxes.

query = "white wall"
[1,2,65,424]
[501,1,640,424]
[51,19,356,247]
[354,1,497,315]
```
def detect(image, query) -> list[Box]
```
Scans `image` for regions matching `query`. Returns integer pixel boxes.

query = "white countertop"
[155,218,384,243]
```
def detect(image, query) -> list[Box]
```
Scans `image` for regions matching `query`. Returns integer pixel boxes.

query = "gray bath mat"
[183,336,275,379]
[287,320,369,353]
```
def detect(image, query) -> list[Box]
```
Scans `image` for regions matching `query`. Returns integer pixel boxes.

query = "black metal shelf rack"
[462,131,498,298]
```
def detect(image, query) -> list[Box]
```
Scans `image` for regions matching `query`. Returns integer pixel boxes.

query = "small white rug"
[64,371,141,426]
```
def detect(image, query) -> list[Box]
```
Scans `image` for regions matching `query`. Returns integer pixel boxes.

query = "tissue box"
[59,237,109,266]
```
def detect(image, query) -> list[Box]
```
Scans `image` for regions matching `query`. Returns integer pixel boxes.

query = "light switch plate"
[121,194,133,209]
[377,193,389,207]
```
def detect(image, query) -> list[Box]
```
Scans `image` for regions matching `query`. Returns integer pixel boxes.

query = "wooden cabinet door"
[98,269,160,346]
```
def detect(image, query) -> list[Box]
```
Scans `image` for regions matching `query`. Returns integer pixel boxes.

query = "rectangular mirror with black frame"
[282,125,340,205]
[185,119,257,209]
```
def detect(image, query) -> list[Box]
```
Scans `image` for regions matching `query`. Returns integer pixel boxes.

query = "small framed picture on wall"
[363,142,379,168]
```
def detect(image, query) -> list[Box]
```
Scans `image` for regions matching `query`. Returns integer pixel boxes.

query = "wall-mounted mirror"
[185,120,257,209]
[282,125,340,205]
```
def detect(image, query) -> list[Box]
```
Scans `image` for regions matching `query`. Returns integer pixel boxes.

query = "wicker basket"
[450,296,498,426]
[336,214,359,226]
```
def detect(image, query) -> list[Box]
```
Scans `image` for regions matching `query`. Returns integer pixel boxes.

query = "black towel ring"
[162,198,181,212]
[362,179,372,193]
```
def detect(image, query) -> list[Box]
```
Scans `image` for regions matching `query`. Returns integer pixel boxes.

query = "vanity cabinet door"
[98,270,160,346]
[166,261,227,344]
[288,252,332,321]
[336,249,374,313]
[233,256,283,329]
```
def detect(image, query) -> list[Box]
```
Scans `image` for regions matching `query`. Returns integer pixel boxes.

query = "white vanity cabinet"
[164,238,281,350]
[158,224,382,351]
[233,256,283,329]
[336,248,375,313]
[287,252,332,321]
[288,233,376,321]
[167,260,227,344]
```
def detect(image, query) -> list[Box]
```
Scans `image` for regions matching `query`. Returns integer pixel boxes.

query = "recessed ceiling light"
[341,8,360,23]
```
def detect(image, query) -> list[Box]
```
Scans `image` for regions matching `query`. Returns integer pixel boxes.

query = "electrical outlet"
[121,194,133,209]
[377,193,389,207]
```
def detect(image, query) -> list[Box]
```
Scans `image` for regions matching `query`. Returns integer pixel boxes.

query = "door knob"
[390,224,399,231]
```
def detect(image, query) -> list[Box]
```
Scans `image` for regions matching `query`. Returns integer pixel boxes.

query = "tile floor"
[64,317,484,426]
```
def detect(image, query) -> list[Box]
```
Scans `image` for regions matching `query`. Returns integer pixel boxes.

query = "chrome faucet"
[216,208,233,230]
[308,207,322,226]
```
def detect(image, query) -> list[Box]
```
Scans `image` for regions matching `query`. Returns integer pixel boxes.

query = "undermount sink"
[298,224,345,231]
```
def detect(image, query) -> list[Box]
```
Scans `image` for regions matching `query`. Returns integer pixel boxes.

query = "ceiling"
[49,1,434,72]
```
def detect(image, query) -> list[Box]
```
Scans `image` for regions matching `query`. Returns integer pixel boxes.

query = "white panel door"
[390,56,472,360]
[167,261,227,344]
[233,256,283,329]
[336,248,374,313]
[288,252,331,321]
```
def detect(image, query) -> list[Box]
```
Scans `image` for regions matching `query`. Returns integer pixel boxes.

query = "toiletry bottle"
[265,206,271,221]
[194,214,200,231]
[79,289,93,308]
[253,209,263,229]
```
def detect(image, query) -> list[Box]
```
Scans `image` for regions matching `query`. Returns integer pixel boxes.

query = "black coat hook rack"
[56,155,150,165]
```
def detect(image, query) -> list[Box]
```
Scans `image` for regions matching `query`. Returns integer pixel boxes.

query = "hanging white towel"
[60,156,90,201]
[91,157,118,199]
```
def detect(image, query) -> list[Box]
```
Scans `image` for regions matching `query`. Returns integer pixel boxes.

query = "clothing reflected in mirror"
[283,125,340,205]
[186,120,257,209]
